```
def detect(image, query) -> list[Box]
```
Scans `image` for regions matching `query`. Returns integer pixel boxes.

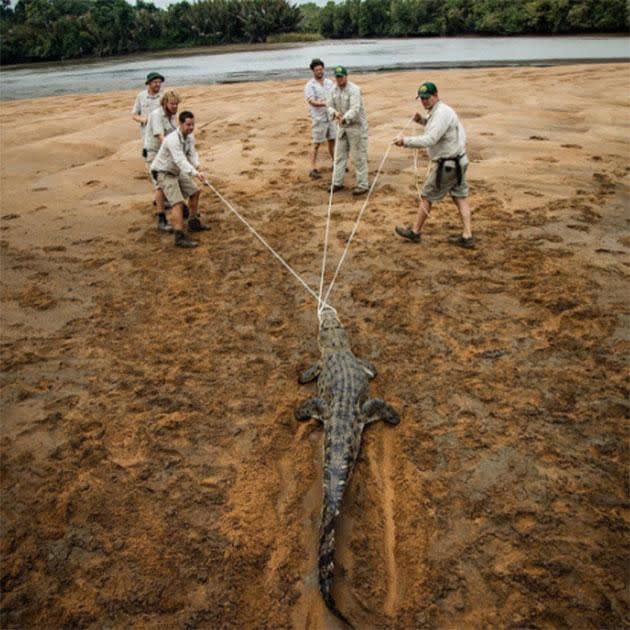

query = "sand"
[1,63,628,628]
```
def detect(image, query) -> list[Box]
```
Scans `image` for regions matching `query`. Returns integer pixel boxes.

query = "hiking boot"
[448,234,475,249]
[395,225,421,243]
[157,212,173,233]
[309,169,322,179]
[188,216,209,232]
[352,187,368,196]
[332,184,344,192]
[174,230,198,248]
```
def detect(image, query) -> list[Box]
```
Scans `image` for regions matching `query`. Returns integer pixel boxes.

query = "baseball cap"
[417,82,437,98]
[145,72,165,84]
[334,65,348,77]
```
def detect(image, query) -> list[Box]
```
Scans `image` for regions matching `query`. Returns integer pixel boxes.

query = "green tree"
[358,0,389,36]
[299,1,320,32]
[319,0,335,36]
[238,0,300,43]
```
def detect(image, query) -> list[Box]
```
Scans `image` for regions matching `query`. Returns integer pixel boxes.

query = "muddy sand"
[1,63,629,628]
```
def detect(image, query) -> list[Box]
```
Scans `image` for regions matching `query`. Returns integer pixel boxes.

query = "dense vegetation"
[309,0,629,38]
[1,0,628,65]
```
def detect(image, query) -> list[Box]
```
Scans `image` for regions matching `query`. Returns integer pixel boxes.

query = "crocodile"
[295,308,400,626]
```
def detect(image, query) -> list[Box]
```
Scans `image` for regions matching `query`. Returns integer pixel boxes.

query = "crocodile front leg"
[295,397,328,422]
[362,398,400,425]
[298,362,321,384]
[358,358,377,379]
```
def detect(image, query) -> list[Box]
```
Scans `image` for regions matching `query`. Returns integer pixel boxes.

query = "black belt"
[436,154,465,188]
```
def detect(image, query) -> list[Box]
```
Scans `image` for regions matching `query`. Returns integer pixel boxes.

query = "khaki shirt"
[132,89,162,139]
[144,108,177,154]
[403,101,467,162]
[150,129,200,177]
[326,81,368,133]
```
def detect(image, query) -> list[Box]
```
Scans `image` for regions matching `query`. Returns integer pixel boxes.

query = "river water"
[1,35,628,100]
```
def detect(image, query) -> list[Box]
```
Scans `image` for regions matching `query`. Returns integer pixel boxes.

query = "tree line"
[1,0,627,65]
[0,0,302,63]
[306,0,629,38]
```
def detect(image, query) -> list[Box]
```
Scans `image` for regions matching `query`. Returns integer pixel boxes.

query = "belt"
[435,154,466,188]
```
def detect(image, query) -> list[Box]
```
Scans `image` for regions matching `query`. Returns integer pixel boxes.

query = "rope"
[198,115,417,320]
[320,116,415,309]
[317,122,341,316]
[202,179,326,308]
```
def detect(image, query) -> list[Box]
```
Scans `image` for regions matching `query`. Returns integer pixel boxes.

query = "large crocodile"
[295,308,400,626]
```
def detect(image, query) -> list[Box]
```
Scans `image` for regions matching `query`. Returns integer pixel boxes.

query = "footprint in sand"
[595,248,625,256]
[2,213,19,220]
[590,155,602,162]
[32,186,48,191]
[85,180,100,186]
[529,135,549,141]
[561,143,582,149]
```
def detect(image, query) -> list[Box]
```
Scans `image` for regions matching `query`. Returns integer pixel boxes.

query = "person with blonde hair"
[144,90,181,232]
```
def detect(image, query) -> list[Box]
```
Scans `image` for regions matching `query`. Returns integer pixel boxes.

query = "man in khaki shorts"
[394,81,474,248]
[150,111,209,249]
[304,58,336,179]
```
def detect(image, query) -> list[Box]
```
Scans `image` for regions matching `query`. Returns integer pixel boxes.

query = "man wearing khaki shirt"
[326,66,369,195]
[394,81,474,249]
[132,71,164,145]
[150,110,209,249]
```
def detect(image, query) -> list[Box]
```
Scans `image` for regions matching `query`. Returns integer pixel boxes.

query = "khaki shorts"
[155,172,199,206]
[421,159,469,202]
[312,118,336,144]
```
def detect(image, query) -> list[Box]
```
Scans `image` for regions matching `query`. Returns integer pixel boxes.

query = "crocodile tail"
[318,503,353,628]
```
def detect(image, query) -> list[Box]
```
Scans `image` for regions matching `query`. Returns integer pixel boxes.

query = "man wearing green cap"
[394,81,475,249]
[326,65,369,195]
[132,72,165,142]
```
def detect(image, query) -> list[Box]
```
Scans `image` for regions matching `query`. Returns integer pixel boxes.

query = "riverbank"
[1,63,628,628]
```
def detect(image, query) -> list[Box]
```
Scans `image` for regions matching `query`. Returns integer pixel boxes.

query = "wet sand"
[1,63,628,628]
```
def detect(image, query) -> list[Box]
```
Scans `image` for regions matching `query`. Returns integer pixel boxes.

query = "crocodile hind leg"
[362,399,400,425]
[295,397,329,422]
[298,362,321,384]
[358,358,377,379]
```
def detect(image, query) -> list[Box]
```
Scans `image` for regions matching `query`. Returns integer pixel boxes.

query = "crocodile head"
[318,309,351,353]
